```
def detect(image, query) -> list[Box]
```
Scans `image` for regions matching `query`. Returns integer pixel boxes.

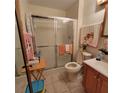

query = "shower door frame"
[31,15,74,69]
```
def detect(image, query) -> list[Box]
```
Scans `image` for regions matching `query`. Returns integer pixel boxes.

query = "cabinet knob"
[94,76,97,79]
[97,78,100,81]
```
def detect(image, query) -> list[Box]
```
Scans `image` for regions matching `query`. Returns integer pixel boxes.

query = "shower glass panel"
[56,19,73,67]
[32,17,73,69]
[33,17,56,69]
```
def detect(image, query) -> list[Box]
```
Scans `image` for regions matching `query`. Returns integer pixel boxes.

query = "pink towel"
[24,32,34,61]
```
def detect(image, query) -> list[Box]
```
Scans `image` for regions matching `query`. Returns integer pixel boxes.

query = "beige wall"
[66,1,79,19]
[65,0,79,58]
[81,0,107,61]
[66,0,85,59]
[18,0,29,32]
[83,0,105,25]
[83,10,105,25]
[73,0,84,58]
[28,4,66,17]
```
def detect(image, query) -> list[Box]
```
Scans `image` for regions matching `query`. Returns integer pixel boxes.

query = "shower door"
[32,17,73,69]
[55,19,73,67]
[33,17,56,69]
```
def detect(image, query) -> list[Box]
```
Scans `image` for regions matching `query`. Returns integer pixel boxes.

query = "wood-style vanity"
[83,58,108,93]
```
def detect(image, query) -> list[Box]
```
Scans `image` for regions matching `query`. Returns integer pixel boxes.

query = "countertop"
[83,58,108,77]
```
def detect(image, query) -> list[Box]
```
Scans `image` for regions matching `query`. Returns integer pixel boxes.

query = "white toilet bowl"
[65,62,81,73]
[65,62,81,81]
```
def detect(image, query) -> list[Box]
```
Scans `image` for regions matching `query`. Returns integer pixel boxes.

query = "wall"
[83,0,105,25]
[66,0,85,59]
[65,0,105,60]
[65,0,79,58]
[83,10,105,25]
[74,0,84,59]
[18,0,29,32]
[28,4,66,17]
[66,1,79,19]
[81,0,108,61]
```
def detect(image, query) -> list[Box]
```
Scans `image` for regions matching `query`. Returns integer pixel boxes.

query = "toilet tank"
[82,51,92,60]
[76,51,92,65]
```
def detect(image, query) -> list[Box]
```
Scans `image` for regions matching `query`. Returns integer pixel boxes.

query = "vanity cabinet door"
[83,64,108,93]
[96,75,108,93]
[84,65,99,93]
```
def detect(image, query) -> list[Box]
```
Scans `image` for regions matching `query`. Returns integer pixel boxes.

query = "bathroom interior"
[15,0,108,93]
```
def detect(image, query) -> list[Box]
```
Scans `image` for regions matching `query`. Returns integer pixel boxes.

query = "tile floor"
[15,67,85,93]
[15,75,27,93]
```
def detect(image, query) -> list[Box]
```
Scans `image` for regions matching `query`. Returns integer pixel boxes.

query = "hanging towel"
[65,44,70,53]
[58,44,65,55]
[65,44,72,54]
[24,32,34,61]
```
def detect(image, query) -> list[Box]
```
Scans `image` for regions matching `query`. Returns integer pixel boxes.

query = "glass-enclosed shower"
[32,16,75,69]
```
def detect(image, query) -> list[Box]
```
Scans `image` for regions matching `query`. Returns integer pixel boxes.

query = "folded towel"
[58,44,65,55]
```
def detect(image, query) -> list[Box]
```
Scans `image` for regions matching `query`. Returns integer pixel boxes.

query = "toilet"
[65,51,92,81]
[82,51,92,60]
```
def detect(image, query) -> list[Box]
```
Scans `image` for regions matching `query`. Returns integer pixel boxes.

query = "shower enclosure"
[32,16,75,69]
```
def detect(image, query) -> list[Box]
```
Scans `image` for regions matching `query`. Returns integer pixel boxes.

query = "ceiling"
[28,0,78,10]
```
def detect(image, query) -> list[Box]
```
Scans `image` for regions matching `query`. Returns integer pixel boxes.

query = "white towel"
[65,44,70,52]
[65,44,72,54]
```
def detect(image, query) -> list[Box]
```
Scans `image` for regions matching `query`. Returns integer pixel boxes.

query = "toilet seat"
[65,62,81,73]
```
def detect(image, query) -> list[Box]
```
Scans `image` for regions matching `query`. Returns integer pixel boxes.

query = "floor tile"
[45,83,56,93]
[16,67,85,93]
[53,81,70,93]
[71,86,85,93]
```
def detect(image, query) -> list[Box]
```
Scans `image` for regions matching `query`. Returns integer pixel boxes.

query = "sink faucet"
[96,49,106,61]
